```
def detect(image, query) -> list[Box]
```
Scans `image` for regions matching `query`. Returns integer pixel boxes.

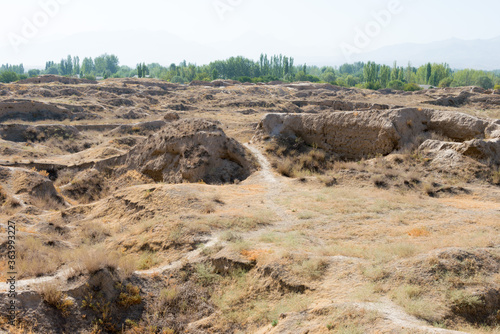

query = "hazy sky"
[1,0,499,66]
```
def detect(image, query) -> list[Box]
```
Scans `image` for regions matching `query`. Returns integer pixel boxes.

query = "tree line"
[1,54,499,91]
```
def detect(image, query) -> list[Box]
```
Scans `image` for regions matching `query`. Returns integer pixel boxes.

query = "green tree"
[425,63,432,84]
[476,76,494,89]
[73,56,80,76]
[379,65,391,88]
[66,55,73,75]
[95,57,106,74]
[346,75,358,87]
[28,69,41,77]
[45,66,59,75]
[81,57,95,75]
[363,61,379,89]
[0,71,19,83]
[106,55,119,74]
[137,64,143,78]
[295,71,307,81]
[388,80,404,90]
[391,61,399,81]
[322,71,336,83]
[438,77,453,87]
[171,76,186,83]
[404,83,422,91]
[45,61,55,70]
[211,69,219,80]
[405,62,413,83]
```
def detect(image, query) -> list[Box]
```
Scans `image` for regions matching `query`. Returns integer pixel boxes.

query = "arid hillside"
[0,76,499,334]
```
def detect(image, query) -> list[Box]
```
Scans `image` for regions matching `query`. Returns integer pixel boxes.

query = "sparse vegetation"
[38,283,74,317]
[116,283,142,307]
[0,71,499,334]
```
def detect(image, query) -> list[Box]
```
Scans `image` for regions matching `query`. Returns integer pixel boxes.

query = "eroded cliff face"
[256,108,500,164]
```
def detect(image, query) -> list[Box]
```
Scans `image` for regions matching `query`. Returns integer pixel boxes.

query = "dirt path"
[136,237,219,276]
[354,300,469,333]
[241,144,470,334]
[0,145,475,333]
[244,143,299,228]
[138,143,294,277]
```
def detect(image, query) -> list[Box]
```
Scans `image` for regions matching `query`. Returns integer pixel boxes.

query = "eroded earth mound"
[121,118,256,184]
[256,108,500,164]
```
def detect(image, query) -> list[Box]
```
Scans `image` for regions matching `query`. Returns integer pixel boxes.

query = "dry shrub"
[0,185,7,204]
[80,221,111,245]
[267,137,333,177]
[75,247,121,274]
[372,175,388,189]
[54,169,76,186]
[201,202,216,214]
[139,281,211,333]
[37,282,74,317]
[64,169,108,204]
[30,167,49,178]
[137,251,160,270]
[17,237,62,278]
[30,194,65,211]
[298,149,327,172]
[194,263,220,286]
[118,255,139,279]
[116,283,142,307]
[422,182,436,196]
[291,257,329,280]
[212,269,310,326]
[490,167,500,185]
[276,157,296,177]
[2,319,36,334]
[1,186,23,216]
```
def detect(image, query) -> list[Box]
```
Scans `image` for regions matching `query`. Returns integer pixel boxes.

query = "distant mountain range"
[2,31,499,71]
[348,36,500,70]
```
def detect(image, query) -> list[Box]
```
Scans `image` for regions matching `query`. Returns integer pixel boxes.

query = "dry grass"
[1,196,22,216]
[137,251,160,270]
[390,284,445,322]
[291,257,329,280]
[71,246,121,274]
[29,194,65,211]
[266,139,334,177]
[276,157,297,177]
[212,269,311,326]
[325,307,381,333]
[80,221,111,245]
[17,236,63,278]
[37,282,74,317]
[207,210,274,231]
[1,83,499,333]
[54,169,77,186]
[118,254,139,279]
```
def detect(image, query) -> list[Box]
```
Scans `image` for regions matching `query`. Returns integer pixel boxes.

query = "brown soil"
[0,77,499,334]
